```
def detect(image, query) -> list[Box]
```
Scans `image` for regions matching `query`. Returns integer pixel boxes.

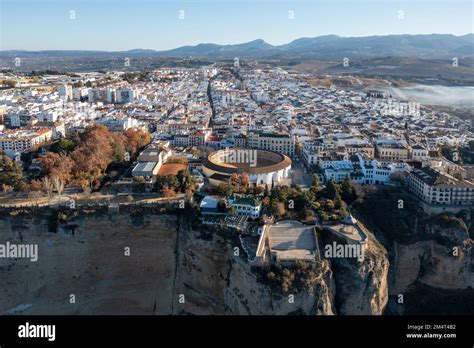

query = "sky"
[1,0,473,51]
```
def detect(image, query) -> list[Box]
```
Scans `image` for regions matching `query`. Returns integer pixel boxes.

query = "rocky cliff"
[387,213,473,314]
[320,228,389,315]
[354,192,473,315]
[0,206,388,315]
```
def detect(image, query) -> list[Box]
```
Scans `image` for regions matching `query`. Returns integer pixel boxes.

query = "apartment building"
[247,132,295,156]
[116,89,138,104]
[0,128,53,153]
[411,144,429,161]
[408,167,474,205]
[376,139,409,161]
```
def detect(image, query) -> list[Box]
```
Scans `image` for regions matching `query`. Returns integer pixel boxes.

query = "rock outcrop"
[391,215,473,294]
[321,229,389,315]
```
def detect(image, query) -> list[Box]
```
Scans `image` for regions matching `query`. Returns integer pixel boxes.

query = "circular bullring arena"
[202,148,292,186]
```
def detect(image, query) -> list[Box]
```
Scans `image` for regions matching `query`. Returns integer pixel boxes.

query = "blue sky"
[1,0,472,51]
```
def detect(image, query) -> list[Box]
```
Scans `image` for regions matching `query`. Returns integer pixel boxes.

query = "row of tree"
[40,125,150,191]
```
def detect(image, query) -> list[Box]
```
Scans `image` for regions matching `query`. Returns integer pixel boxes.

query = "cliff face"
[0,207,388,315]
[0,209,178,314]
[391,215,473,294]
[354,191,473,314]
[173,226,337,315]
[321,230,389,315]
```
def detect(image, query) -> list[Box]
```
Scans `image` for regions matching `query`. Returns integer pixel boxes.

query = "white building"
[322,153,409,185]
[408,167,474,205]
[72,88,88,101]
[97,117,139,131]
[58,84,73,101]
[376,139,408,161]
[116,89,137,104]
[0,128,53,153]
[411,144,429,161]
[247,132,295,156]
[37,111,58,123]
[229,196,262,219]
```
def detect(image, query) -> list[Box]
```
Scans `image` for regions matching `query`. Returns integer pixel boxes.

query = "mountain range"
[1,34,473,59]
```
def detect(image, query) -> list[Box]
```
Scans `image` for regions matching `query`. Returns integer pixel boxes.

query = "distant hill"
[1,34,473,60]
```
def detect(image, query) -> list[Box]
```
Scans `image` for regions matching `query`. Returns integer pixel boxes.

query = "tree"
[176,170,194,193]
[0,153,23,190]
[29,179,43,191]
[320,211,329,222]
[271,186,288,203]
[262,196,271,208]
[42,176,54,199]
[276,202,286,217]
[266,272,276,282]
[37,125,151,193]
[133,176,146,184]
[340,177,357,203]
[264,184,269,197]
[326,199,335,210]
[50,139,76,154]
[334,191,343,209]
[230,173,239,186]
[162,187,176,198]
[52,176,65,197]
[28,190,43,203]
[217,199,227,212]
[323,179,340,200]
[1,184,13,192]
[124,128,151,156]
[311,174,320,188]
[109,133,126,162]
[241,172,250,187]
[39,152,74,183]
[216,183,234,196]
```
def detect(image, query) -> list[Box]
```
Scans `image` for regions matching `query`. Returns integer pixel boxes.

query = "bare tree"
[42,176,54,199]
[1,184,13,193]
[52,176,65,197]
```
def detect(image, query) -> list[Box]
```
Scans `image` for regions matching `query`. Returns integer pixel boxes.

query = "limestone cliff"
[391,214,473,294]
[354,195,473,315]
[173,225,336,315]
[0,206,388,315]
[321,229,389,315]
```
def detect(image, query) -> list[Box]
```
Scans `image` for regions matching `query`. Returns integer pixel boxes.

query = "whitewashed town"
[1,65,472,200]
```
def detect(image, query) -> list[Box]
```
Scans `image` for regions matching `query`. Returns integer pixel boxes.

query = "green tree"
[50,139,76,154]
[0,153,23,189]
[216,183,234,196]
[264,184,269,197]
[340,177,357,203]
[323,179,340,200]
[217,199,227,213]
[311,174,320,188]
